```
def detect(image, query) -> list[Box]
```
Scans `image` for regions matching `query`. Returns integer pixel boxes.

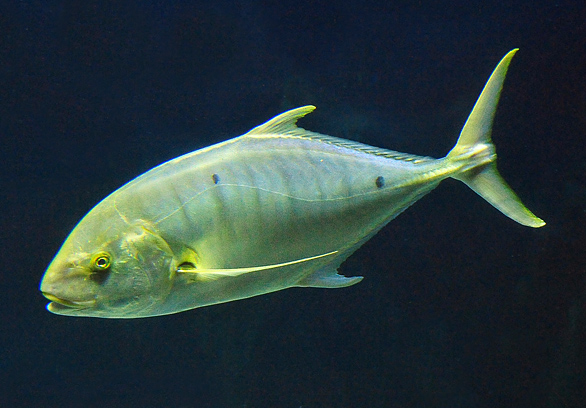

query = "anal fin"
[296,267,363,288]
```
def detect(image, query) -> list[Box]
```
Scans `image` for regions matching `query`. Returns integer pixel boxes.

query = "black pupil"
[97,257,108,268]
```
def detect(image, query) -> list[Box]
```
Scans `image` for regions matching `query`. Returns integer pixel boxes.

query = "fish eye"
[91,252,111,271]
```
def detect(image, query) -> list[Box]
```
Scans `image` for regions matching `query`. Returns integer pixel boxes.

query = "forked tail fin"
[447,49,545,228]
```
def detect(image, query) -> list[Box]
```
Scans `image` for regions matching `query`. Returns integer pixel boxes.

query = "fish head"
[40,206,176,318]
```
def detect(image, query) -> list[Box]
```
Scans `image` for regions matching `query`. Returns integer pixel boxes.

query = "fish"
[40,49,544,318]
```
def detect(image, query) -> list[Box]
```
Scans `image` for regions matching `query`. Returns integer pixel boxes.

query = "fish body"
[40,50,544,318]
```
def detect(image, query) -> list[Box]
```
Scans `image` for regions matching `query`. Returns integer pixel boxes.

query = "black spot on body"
[375,176,385,188]
[212,173,220,184]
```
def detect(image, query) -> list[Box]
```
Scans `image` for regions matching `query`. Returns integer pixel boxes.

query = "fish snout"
[40,263,98,309]
[41,292,96,308]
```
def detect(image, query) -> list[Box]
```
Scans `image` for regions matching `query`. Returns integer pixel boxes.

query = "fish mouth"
[42,292,96,309]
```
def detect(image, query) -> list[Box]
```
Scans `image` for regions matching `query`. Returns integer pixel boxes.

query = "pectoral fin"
[177,250,338,280]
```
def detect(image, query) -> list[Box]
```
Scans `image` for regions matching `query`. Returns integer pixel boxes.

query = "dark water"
[1,1,585,407]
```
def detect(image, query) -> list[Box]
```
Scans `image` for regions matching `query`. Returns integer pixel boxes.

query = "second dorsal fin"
[245,106,433,163]
[245,105,317,136]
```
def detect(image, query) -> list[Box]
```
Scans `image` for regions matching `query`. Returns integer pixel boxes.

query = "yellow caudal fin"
[447,49,545,228]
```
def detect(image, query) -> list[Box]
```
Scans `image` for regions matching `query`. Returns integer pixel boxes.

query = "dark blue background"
[1,1,584,407]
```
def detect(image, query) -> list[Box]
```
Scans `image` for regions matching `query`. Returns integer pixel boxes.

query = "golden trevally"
[40,49,544,318]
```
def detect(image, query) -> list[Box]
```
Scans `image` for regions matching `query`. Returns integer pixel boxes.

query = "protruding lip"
[42,292,96,308]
